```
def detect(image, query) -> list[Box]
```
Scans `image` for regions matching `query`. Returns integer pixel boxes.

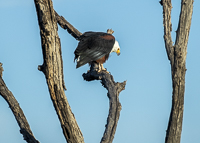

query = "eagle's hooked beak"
[117,49,120,56]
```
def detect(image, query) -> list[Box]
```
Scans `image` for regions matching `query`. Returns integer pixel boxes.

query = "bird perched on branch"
[74,31,120,72]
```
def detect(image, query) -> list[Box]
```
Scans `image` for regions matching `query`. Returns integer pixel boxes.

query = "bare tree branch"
[161,0,193,143]
[174,0,193,65]
[83,63,126,143]
[39,1,125,142]
[55,9,125,142]
[55,11,82,40]
[34,0,84,142]
[55,11,114,39]
[56,9,125,142]
[0,63,3,78]
[107,29,114,34]
[161,0,174,66]
[0,63,39,143]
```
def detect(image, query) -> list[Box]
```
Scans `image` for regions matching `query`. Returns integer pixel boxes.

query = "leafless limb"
[56,7,126,143]
[161,0,193,143]
[0,63,39,143]
[160,0,174,66]
[55,11,82,40]
[83,63,126,143]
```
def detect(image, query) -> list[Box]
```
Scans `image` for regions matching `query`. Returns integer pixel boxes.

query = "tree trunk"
[34,0,84,142]
[161,0,193,142]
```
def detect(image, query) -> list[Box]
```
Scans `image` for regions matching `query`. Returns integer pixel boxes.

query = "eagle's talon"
[95,67,101,73]
[103,70,110,74]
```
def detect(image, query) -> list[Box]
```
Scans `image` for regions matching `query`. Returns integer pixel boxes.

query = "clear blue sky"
[0,0,200,143]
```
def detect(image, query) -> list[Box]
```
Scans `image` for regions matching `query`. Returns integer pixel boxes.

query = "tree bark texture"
[0,63,39,143]
[83,63,126,143]
[161,0,193,143]
[34,0,84,143]
[55,11,82,40]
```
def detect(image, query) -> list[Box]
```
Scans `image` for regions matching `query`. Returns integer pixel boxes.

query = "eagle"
[74,31,120,72]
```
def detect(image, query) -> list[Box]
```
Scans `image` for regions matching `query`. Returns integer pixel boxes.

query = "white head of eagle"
[74,31,120,69]
[111,41,120,55]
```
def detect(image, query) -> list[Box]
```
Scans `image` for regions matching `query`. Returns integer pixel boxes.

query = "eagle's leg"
[96,63,102,73]
[96,63,109,73]
[100,64,109,73]
[96,63,104,73]
[100,64,106,71]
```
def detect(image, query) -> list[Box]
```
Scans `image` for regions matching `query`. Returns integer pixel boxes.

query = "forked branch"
[56,10,126,143]
[161,1,193,143]
[83,63,126,143]
[161,0,174,66]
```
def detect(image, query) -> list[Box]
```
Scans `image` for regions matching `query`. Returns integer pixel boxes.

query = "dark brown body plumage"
[74,32,115,68]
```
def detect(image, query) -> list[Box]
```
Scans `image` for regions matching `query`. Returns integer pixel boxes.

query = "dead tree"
[55,13,126,142]
[160,0,193,143]
[0,0,125,142]
[34,0,126,143]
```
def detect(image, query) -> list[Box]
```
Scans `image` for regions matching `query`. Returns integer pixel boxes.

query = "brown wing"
[74,32,115,68]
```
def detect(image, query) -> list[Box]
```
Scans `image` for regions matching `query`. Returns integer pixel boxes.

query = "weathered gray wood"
[55,11,82,40]
[161,0,193,143]
[34,0,84,143]
[160,0,174,66]
[0,63,39,143]
[83,63,126,143]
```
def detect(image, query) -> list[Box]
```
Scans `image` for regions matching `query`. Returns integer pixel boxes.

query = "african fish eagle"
[74,31,120,71]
